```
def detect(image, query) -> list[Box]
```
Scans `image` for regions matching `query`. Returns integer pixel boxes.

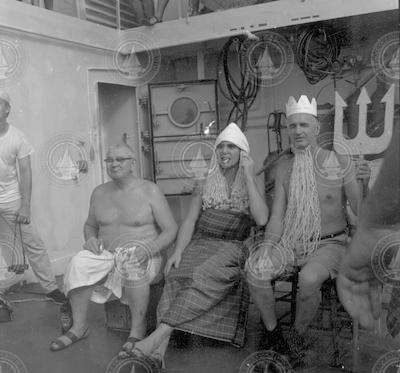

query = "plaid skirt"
[157,209,254,347]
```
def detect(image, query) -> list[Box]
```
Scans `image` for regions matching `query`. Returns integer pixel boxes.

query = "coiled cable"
[296,26,343,84]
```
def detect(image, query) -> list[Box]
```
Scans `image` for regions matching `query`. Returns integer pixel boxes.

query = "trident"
[334,83,396,372]
[334,84,395,155]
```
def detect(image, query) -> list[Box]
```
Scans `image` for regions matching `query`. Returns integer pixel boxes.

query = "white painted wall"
[0,1,132,280]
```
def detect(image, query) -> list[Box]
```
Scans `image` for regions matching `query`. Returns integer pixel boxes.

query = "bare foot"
[132,335,159,356]
[118,335,143,359]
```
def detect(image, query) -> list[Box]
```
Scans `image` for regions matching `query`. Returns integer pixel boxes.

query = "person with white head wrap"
[246,95,368,365]
[202,122,250,212]
[119,122,268,367]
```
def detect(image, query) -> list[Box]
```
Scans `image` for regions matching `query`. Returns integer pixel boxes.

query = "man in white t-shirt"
[0,90,66,307]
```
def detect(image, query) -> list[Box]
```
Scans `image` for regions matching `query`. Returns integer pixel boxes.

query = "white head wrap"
[214,122,250,154]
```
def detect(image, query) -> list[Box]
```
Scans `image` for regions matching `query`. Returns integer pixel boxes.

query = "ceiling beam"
[122,0,398,52]
[0,0,396,55]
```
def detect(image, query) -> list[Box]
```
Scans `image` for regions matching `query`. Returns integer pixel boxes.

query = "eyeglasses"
[104,157,134,164]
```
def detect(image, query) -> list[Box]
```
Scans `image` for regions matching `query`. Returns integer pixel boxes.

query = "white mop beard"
[281,146,321,260]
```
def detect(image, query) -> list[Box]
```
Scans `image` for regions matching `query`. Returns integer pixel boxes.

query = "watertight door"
[148,80,219,195]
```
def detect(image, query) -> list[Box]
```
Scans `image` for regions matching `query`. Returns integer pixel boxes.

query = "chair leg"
[290,271,298,326]
[352,320,359,373]
[329,284,341,367]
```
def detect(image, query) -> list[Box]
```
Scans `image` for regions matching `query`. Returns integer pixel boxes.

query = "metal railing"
[76,0,140,29]
[16,0,140,29]
[16,0,51,8]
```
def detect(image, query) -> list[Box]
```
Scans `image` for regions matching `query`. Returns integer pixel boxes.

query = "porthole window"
[168,96,200,128]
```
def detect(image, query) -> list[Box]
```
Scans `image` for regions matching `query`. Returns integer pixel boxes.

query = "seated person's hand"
[356,158,371,185]
[241,151,256,178]
[164,251,182,276]
[134,245,149,267]
[83,237,103,255]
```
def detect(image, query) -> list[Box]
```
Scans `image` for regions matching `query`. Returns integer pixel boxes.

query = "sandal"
[49,328,89,351]
[118,336,142,359]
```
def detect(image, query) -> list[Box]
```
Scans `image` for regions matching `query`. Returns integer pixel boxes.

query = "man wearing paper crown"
[246,95,367,365]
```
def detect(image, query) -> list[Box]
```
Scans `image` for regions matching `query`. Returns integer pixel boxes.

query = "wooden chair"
[272,269,359,372]
[104,280,164,334]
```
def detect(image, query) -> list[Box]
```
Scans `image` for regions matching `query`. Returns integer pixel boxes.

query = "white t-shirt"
[0,125,34,204]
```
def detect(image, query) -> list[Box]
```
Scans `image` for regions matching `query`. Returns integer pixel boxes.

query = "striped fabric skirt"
[157,208,254,347]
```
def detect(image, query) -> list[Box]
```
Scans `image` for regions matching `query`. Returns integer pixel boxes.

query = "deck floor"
[0,281,398,373]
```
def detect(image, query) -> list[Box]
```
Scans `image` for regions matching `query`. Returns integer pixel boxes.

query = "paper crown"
[285,95,317,117]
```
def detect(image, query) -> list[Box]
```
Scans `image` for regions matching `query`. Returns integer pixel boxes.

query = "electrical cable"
[296,26,343,85]
[217,35,261,130]
[0,212,28,274]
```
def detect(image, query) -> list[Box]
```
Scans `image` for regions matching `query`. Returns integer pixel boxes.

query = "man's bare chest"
[94,193,152,226]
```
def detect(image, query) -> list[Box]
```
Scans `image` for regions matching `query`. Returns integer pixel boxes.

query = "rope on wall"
[217,35,260,131]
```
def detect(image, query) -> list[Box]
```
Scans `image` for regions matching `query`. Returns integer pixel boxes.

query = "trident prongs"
[334,84,395,156]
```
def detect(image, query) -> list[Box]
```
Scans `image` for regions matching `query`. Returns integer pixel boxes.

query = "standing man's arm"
[17,155,32,224]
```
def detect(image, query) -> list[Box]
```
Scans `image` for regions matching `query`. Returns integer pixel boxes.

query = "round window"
[168,97,200,128]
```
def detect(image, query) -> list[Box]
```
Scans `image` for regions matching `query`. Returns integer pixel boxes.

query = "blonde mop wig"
[280,146,321,260]
[201,152,249,212]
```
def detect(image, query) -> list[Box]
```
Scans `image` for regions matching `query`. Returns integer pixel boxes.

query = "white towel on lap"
[63,249,161,304]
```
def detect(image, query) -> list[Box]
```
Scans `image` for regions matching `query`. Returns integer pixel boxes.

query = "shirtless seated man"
[50,143,178,352]
[246,95,369,366]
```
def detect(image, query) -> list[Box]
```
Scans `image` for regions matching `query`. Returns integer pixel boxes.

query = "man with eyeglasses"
[50,143,178,352]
